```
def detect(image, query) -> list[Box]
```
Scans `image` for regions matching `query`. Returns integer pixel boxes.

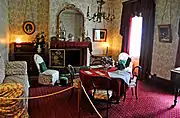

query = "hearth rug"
[0,83,28,117]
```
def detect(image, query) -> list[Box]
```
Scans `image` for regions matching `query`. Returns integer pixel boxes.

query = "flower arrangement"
[32,32,46,52]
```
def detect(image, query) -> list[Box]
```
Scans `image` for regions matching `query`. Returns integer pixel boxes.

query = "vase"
[37,45,41,53]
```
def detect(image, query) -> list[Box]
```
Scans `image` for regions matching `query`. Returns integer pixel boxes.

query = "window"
[129,16,143,58]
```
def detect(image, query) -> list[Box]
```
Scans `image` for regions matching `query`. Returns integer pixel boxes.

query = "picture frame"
[23,21,35,35]
[49,49,65,68]
[158,24,172,43]
[93,29,107,42]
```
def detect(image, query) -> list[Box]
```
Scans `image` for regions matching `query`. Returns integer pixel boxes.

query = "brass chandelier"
[87,0,115,23]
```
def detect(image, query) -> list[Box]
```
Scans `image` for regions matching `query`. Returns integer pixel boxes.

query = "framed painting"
[23,21,35,35]
[49,49,65,68]
[158,24,172,43]
[93,29,107,42]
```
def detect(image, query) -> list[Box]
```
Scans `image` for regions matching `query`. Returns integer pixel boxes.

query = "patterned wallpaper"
[151,0,180,80]
[0,0,9,61]
[8,0,49,43]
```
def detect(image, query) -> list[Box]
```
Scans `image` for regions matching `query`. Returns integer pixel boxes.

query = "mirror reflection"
[57,5,84,42]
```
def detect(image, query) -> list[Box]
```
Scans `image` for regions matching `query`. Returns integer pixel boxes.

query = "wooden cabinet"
[9,42,48,77]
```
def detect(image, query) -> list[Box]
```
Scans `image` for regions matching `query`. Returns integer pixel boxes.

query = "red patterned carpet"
[28,82,180,118]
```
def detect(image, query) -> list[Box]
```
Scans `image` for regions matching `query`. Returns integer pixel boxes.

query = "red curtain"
[139,0,155,79]
[120,0,141,54]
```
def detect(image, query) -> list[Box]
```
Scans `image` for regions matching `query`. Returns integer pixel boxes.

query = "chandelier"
[87,0,115,23]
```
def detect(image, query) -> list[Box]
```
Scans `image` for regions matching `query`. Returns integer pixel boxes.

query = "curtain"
[175,19,180,67]
[120,0,141,53]
[139,0,155,79]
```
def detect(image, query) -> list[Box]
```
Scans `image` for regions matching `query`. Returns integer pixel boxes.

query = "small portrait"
[23,21,35,35]
[93,29,107,42]
[158,24,172,43]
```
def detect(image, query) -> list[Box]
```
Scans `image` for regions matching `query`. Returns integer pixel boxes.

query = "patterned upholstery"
[5,61,27,75]
[34,54,59,85]
[0,83,28,117]
[90,89,113,100]
[0,54,29,117]
[3,61,29,109]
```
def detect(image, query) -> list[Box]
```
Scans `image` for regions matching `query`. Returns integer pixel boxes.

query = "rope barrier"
[0,86,74,100]
[81,84,103,118]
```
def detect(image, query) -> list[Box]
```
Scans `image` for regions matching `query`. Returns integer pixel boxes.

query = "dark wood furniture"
[9,42,48,77]
[170,68,180,108]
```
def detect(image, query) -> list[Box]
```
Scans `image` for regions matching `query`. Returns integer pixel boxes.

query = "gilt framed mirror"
[56,4,85,42]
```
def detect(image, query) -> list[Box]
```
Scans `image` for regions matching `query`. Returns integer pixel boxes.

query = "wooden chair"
[88,76,113,118]
[124,66,142,101]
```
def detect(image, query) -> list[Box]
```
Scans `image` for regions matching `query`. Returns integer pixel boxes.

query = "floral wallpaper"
[151,0,180,80]
[8,0,49,43]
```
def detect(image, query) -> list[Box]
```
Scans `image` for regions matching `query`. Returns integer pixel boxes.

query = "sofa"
[0,55,30,117]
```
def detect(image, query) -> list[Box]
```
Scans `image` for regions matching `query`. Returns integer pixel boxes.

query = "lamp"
[87,0,115,23]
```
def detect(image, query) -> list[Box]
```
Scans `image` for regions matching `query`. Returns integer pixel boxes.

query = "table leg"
[172,87,179,108]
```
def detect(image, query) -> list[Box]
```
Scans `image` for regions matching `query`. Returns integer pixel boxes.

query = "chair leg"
[106,103,108,118]
[131,88,134,96]
[123,91,126,101]
[135,85,138,100]
[69,87,74,99]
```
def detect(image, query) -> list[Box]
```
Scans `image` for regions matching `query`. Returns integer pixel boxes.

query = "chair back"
[67,65,75,84]
[132,66,142,80]
[118,52,129,62]
[34,54,44,73]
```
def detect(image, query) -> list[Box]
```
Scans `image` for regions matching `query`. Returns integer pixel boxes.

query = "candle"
[106,46,108,55]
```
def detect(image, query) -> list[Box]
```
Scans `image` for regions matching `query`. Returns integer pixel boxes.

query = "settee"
[0,55,30,117]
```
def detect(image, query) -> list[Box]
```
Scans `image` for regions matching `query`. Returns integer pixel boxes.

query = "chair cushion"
[89,89,113,100]
[39,69,59,85]
[39,62,47,72]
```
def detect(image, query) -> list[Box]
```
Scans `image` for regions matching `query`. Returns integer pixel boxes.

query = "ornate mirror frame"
[56,4,85,41]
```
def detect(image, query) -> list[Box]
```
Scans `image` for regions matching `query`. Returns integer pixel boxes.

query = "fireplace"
[50,41,92,67]
[65,49,81,66]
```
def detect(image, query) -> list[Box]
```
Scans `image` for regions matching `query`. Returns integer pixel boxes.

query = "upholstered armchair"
[34,54,59,85]
[0,54,30,117]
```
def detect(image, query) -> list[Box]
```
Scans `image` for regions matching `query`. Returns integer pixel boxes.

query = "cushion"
[39,62,47,72]
[0,56,5,84]
[5,61,27,76]
[89,89,113,100]
[120,60,126,66]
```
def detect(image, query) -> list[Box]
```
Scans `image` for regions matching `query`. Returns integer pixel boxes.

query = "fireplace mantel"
[50,41,92,67]
[50,41,92,53]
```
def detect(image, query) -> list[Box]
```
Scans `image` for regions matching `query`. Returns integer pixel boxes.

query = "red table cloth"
[79,67,125,99]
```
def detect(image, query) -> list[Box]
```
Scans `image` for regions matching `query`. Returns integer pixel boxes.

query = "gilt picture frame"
[23,21,35,35]
[49,49,65,68]
[93,29,107,42]
[158,24,172,43]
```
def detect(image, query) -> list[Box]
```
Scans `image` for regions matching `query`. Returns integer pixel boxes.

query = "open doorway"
[129,16,143,68]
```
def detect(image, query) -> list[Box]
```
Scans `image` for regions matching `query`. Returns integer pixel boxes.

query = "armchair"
[34,54,59,85]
